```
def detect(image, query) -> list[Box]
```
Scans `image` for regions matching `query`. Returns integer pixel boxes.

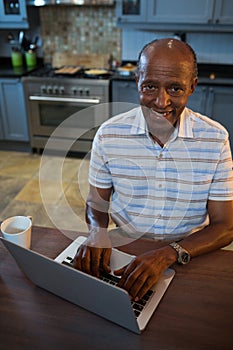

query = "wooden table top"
[0,226,232,350]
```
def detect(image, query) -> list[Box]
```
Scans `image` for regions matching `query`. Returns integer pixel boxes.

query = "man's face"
[136,49,197,130]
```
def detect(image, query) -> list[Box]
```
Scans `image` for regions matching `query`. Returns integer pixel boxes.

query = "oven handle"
[29,95,101,104]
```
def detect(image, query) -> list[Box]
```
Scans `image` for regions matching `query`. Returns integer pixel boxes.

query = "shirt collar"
[130,107,147,135]
[130,107,194,139]
[178,108,194,138]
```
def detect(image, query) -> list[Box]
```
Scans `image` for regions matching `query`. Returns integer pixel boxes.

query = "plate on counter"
[55,66,82,75]
[84,69,112,77]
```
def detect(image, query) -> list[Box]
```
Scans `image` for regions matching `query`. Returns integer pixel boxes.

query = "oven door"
[28,95,108,139]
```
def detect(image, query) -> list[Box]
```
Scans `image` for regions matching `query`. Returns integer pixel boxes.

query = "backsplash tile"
[39,6,121,64]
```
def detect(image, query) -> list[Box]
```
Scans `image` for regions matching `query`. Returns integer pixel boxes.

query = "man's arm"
[73,184,113,276]
[115,199,233,301]
[174,199,233,256]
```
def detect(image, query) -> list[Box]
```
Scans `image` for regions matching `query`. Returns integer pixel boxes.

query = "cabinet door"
[147,0,214,23]
[206,86,233,151]
[187,86,207,114]
[0,0,28,29]
[112,80,139,102]
[0,100,4,139]
[111,80,140,115]
[116,0,147,23]
[0,79,29,141]
[213,0,233,24]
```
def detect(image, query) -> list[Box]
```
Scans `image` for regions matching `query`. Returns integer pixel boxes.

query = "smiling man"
[73,38,233,301]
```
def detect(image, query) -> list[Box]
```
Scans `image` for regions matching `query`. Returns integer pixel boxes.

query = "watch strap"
[169,242,191,264]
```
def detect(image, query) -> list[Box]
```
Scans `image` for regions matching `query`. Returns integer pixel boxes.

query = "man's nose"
[154,88,171,108]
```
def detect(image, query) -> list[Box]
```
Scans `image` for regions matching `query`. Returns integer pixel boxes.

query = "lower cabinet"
[187,85,233,151]
[111,79,139,115]
[0,78,29,141]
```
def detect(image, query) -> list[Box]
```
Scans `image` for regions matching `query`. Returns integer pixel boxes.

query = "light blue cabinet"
[0,79,29,141]
[0,0,28,29]
[147,0,214,24]
[213,0,233,24]
[116,0,233,26]
[116,0,147,23]
[187,85,233,151]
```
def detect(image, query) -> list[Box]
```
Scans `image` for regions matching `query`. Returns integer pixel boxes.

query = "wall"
[39,5,121,63]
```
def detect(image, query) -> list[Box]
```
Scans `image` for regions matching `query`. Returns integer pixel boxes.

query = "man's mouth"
[150,109,172,118]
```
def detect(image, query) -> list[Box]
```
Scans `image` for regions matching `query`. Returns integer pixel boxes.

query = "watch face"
[180,252,190,264]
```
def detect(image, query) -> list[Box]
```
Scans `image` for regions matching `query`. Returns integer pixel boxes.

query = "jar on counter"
[25,50,37,67]
[11,48,23,67]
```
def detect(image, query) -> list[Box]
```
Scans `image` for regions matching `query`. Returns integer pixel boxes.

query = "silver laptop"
[0,236,175,334]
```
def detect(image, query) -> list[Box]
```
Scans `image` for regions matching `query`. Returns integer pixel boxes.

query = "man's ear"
[190,77,198,94]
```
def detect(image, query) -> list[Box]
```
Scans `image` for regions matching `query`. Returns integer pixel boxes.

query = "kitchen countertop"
[111,63,233,85]
[0,57,232,84]
[0,57,44,78]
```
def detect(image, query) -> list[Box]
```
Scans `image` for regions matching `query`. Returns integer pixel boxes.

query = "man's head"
[136,38,198,129]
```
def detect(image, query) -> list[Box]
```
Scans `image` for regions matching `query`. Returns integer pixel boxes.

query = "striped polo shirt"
[89,107,233,240]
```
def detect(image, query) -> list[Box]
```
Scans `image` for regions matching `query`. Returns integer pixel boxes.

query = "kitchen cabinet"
[0,79,29,141]
[147,0,214,24]
[187,84,233,150]
[116,0,147,22]
[0,0,28,29]
[111,80,139,104]
[116,0,233,27]
[111,79,139,115]
[213,0,233,24]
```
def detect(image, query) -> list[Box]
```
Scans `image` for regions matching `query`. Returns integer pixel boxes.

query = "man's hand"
[72,235,112,277]
[114,246,177,301]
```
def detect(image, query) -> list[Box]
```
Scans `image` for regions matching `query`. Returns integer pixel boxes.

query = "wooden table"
[0,226,232,350]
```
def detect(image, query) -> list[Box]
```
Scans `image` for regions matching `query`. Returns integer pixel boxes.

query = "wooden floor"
[0,150,89,232]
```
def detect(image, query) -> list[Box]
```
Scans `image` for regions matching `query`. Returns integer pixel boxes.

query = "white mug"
[1,216,32,249]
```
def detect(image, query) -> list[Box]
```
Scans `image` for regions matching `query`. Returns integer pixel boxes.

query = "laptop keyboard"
[62,256,154,318]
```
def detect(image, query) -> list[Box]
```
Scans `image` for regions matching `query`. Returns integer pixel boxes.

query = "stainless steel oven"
[22,74,110,153]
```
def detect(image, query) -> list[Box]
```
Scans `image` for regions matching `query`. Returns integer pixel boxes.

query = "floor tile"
[0,176,28,214]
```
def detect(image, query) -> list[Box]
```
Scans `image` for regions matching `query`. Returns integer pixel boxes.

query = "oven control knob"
[41,85,47,94]
[59,86,65,95]
[72,87,77,95]
[78,88,83,95]
[85,88,90,96]
[53,86,59,94]
[47,85,53,94]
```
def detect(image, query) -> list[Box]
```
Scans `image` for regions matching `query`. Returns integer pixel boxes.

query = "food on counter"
[84,69,110,75]
[55,66,82,74]
[117,63,137,75]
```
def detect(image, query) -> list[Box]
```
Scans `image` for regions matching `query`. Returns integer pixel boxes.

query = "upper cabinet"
[116,0,233,28]
[213,0,233,24]
[116,0,147,22]
[147,0,214,24]
[0,0,28,29]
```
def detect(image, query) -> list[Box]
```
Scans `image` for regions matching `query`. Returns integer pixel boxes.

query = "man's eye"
[170,86,184,95]
[141,84,156,92]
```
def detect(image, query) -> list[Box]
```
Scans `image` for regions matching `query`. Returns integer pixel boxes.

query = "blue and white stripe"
[89,107,233,239]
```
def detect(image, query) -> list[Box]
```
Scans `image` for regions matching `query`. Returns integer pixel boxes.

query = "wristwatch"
[169,242,191,265]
